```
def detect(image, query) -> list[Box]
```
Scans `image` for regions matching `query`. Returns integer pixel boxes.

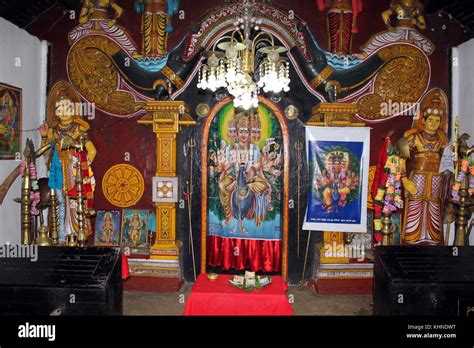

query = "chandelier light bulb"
[225,46,238,60]
[268,50,280,62]
[208,54,219,67]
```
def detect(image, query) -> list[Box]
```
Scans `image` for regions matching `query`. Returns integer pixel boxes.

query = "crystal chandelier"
[197,0,290,110]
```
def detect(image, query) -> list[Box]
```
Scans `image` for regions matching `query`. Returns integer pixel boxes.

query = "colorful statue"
[70,0,139,55]
[402,92,449,245]
[39,90,97,243]
[135,0,180,57]
[316,0,363,54]
[382,0,426,31]
[79,0,124,27]
[359,0,433,57]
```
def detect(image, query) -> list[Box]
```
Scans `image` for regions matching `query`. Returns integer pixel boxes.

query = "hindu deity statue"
[316,0,363,54]
[79,0,123,27]
[134,0,180,57]
[39,92,97,243]
[361,0,433,56]
[70,0,139,55]
[402,93,449,245]
[382,0,426,31]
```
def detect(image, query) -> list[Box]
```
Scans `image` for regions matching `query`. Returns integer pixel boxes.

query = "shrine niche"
[201,97,289,278]
[3,0,474,322]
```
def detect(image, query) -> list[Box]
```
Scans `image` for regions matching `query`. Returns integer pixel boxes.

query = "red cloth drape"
[184,274,293,316]
[121,252,130,280]
[207,235,281,273]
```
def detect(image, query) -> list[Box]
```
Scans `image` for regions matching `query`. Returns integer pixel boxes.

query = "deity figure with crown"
[39,86,97,243]
[402,92,449,245]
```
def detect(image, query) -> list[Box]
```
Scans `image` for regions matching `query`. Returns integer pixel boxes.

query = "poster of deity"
[303,127,370,233]
[0,83,21,160]
[121,209,150,250]
[94,210,121,247]
[207,103,283,243]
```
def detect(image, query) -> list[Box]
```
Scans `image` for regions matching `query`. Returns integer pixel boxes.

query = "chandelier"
[197,0,290,110]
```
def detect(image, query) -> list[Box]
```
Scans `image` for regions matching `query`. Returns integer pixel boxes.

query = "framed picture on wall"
[0,83,22,159]
[303,127,371,233]
[120,209,150,253]
[94,210,121,247]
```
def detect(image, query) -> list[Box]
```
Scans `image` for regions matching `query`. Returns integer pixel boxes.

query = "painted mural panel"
[207,103,283,241]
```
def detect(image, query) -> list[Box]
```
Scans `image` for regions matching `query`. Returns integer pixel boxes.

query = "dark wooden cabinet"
[374,246,474,316]
[0,246,122,315]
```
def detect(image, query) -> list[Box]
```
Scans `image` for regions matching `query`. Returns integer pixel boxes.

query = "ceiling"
[0,0,473,36]
[0,0,78,29]
[425,0,474,35]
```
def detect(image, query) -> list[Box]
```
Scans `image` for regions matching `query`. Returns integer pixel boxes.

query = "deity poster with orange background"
[303,127,370,233]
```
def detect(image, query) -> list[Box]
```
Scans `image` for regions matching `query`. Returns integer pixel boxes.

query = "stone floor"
[123,283,373,315]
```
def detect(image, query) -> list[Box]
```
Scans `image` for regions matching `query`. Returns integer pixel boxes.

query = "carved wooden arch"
[183,1,311,62]
[200,96,290,279]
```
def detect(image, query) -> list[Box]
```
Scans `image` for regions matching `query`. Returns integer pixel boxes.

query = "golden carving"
[367,165,376,210]
[161,66,185,89]
[138,101,195,262]
[357,44,429,120]
[102,164,145,208]
[67,36,142,116]
[307,103,364,127]
[310,66,334,89]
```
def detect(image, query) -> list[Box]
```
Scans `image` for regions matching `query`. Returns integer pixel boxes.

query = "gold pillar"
[305,103,365,264]
[138,101,195,261]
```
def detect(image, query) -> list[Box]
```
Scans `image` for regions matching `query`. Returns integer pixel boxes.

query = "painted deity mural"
[207,103,283,242]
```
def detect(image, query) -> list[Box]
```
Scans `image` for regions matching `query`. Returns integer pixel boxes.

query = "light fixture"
[197,0,290,110]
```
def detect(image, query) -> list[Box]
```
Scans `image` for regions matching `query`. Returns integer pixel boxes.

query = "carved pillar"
[305,103,365,264]
[138,101,195,261]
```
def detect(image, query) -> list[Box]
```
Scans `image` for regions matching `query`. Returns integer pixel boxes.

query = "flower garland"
[451,158,474,200]
[19,161,40,216]
[374,153,405,232]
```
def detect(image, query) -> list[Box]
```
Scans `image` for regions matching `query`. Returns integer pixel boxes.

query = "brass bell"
[34,225,53,246]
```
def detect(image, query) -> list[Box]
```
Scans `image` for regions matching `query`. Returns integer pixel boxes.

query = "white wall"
[0,18,48,244]
[451,38,474,245]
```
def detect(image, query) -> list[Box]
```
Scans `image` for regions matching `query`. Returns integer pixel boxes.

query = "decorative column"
[138,101,195,261]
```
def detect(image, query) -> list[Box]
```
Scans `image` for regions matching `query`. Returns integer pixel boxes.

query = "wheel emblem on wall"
[102,164,145,208]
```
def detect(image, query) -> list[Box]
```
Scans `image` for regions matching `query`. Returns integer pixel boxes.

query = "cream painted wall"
[0,18,48,245]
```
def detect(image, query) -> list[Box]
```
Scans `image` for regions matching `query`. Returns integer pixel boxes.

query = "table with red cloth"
[183,273,293,316]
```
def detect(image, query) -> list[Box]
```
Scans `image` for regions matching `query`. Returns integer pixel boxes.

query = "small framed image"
[0,83,22,160]
[94,210,121,247]
[121,209,150,252]
[152,177,178,203]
